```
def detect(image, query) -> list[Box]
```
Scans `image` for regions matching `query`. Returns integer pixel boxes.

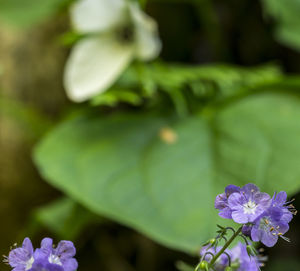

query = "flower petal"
[12,267,26,271]
[261,230,278,247]
[214,193,227,209]
[9,248,29,267]
[274,191,287,206]
[225,184,240,195]
[228,192,243,208]
[254,192,271,205]
[62,258,78,271]
[71,0,126,33]
[218,207,232,219]
[231,209,249,224]
[241,183,259,195]
[282,209,293,223]
[8,238,33,268]
[64,35,134,102]
[34,248,49,261]
[31,258,64,271]
[56,241,76,260]
[40,238,53,255]
[129,3,161,61]
[22,238,34,255]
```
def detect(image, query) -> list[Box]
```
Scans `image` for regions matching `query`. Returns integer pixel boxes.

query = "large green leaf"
[34,91,300,253]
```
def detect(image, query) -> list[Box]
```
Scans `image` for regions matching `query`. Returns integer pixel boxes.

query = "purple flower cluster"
[6,237,78,271]
[200,243,263,271]
[215,183,296,247]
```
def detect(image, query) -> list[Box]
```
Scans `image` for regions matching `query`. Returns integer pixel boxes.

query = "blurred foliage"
[91,88,143,107]
[262,0,300,51]
[176,261,194,271]
[0,0,71,27]
[0,97,52,139]
[34,197,102,240]
[92,62,282,113]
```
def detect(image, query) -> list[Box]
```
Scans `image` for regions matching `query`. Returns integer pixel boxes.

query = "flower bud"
[246,245,257,257]
[202,238,217,247]
[209,238,216,245]
[199,261,209,271]
[231,262,240,269]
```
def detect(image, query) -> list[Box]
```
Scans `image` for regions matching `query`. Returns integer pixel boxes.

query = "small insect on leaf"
[159,127,178,144]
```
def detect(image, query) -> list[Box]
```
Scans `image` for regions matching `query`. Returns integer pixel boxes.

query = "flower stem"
[208,226,243,268]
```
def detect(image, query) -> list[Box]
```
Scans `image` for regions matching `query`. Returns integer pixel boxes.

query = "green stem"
[194,262,202,271]
[208,226,243,268]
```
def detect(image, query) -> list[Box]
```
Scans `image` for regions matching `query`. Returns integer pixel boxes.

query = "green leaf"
[0,0,70,27]
[34,197,102,240]
[262,0,300,50]
[34,91,300,253]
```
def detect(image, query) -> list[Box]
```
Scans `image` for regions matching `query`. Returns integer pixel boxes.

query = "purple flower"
[248,191,296,247]
[227,184,271,224]
[39,238,78,271]
[6,237,78,271]
[200,243,263,271]
[251,207,290,247]
[242,224,252,237]
[271,191,295,223]
[30,258,64,271]
[7,238,34,271]
[215,185,241,219]
[231,243,263,271]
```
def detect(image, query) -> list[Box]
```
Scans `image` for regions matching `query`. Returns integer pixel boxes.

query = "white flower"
[64,0,161,102]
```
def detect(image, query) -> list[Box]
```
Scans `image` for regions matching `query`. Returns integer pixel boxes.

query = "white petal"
[71,0,126,33]
[129,3,161,61]
[64,35,134,102]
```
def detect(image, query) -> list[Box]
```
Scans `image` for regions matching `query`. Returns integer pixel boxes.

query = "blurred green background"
[1,0,300,270]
